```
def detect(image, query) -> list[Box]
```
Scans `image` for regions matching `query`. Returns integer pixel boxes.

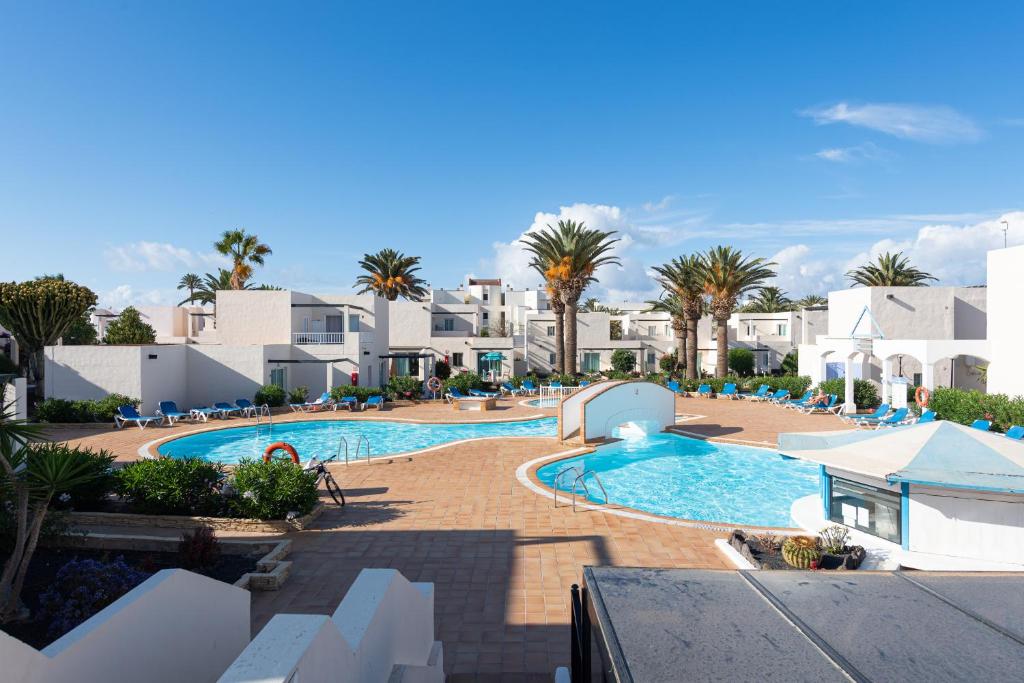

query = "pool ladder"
[335,435,372,465]
[553,465,608,512]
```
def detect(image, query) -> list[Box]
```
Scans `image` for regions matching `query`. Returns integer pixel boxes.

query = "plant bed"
[728,529,866,571]
[68,501,324,534]
[0,546,259,650]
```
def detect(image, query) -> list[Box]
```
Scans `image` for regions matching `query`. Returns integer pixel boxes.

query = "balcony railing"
[292,332,344,345]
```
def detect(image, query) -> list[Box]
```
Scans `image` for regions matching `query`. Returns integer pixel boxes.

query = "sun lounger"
[741,385,770,401]
[846,403,890,424]
[873,406,910,428]
[469,388,499,398]
[521,380,538,395]
[500,382,523,396]
[1005,425,1024,440]
[190,406,224,422]
[782,391,815,410]
[667,380,684,395]
[718,383,738,400]
[914,409,936,425]
[363,395,384,410]
[157,400,191,425]
[549,381,562,388]
[338,396,359,411]
[971,419,992,431]
[696,384,712,398]
[765,389,790,404]
[446,387,468,403]
[303,392,336,412]
[114,405,164,429]
[579,380,590,388]
[234,398,263,417]
[214,401,243,417]
[800,394,841,414]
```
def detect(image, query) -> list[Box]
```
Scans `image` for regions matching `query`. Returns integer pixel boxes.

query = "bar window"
[828,476,902,545]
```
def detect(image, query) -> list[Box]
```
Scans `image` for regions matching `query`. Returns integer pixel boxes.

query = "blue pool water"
[535,432,818,527]
[524,398,561,408]
[158,417,558,464]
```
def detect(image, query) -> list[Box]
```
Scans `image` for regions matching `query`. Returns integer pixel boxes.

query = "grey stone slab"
[750,571,1024,682]
[585,567,847,682]
[904,573,1024,643]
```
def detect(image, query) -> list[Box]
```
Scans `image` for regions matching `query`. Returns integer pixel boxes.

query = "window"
[582,352,600,373]
[270,367,286,389]
[549,352,557,364]
[547,326,556,336]
[483,291,489,302]
[443,318,454,331]
[746,324,753,337]
[482,311,489,321]
[326,315,343,333]
[648,325,656,337]
[828,476,902,545]
[451,352,463,367]
[348,314,360,333]
[776,323,787,337]
[647,352,656,367]
[664,325,670,337]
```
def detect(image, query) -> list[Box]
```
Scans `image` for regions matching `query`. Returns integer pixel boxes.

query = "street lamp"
[1002,220,1010,248]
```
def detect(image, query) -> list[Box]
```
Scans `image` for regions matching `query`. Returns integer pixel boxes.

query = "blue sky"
[3,2,1023,307]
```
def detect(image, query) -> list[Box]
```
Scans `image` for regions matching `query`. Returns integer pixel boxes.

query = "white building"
[45,290,389,413]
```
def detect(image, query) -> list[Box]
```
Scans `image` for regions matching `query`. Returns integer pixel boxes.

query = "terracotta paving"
[50,395,849,682]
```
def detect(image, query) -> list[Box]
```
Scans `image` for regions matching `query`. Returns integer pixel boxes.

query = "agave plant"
[701,246,777,377]
[214,229,273,290]
[652,255,706,379]
[846,251,936,287]
[354,249,428,301]
[521,220,620,374]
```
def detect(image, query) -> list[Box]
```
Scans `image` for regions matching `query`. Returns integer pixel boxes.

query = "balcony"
[292,332,344,345]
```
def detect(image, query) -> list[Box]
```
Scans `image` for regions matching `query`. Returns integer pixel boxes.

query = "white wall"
[45,345,145,404]
[3,378,27,420]
[581,381,675,442]
[220,568,442,683]
[909,487,1024,565]
[187,345,269,407]
[0,569,250,683]
[986,246,1024,396]
[216,290,292,345]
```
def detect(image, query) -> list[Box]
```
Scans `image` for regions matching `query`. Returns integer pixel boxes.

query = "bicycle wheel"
[322,472,346,506]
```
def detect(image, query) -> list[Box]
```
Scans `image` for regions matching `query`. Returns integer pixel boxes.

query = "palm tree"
[846,251,936,287]
[701,246,777,377]
[214,229,273,290]
[645,294,686,373]
[583,298,623,315]
[796,294,828,308]
[522,220,620,374]
[522,232,569,373]
[354,249,428,301]
[652,255,706,380]
[177,273,202,305]
[741,286,794,313]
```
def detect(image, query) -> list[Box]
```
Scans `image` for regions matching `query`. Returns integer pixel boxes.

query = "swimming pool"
[158,417,559,464]
[535,432,818,527]
[523,397,561,408]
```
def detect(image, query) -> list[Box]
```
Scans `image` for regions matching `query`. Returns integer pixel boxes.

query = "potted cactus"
[781,536,820,569]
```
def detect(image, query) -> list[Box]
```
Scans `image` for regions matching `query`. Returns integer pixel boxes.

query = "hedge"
[35,394,140,423]
[927,387,1024,433]
[817,378,880,409]
[329,385,384,403]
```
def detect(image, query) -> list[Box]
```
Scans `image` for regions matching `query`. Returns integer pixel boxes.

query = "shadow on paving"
[253,526,611,681]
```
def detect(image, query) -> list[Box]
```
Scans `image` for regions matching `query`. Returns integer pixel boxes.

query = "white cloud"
[802,102,982,143]
[766,244,838,298]
[99,285,176,310]
[814,142,888,163]
[105,241,227,272]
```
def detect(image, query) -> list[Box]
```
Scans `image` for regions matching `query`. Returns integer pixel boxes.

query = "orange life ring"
[914,386,930,408]
[426,376,443,392]
[263,441,300,464]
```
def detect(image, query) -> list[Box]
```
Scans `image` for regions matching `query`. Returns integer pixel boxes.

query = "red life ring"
[914,386,930,408]
[426,376,443,392]
[263,441,300,464]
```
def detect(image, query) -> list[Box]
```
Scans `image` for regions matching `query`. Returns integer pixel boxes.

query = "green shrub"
[329,384,383,403]
[115,458,224,516]
[928,387,1024,432]
[90,393,140,421]
[817,378,879,408]
[228,459,319,520]
[287,386,309,404]
[34,398,87,423]
[443,372,484,395]
[255,384,287,407]
[658,351,678,374]
[547,373,581,386]
[610,349,636,373]
[102,306,156,344]
[768,375,813,398]
[387,375,423,400]
[728,348,755,376]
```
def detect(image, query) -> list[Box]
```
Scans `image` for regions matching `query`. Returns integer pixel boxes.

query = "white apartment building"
[45,290,389,414]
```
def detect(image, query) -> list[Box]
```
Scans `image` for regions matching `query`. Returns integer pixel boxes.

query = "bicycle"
[304,458,346,506]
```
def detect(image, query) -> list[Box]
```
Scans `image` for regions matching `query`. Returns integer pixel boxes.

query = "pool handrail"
[553,465,587,508]
[571,470,608,511]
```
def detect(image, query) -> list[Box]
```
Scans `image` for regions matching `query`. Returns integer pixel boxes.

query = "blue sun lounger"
[521,380,538,395]
[190,406,224,422]
[971,419,992,431]
[338,396,359,411]
[719,383,738,399]
[157,400,191,425]
[363,395,384,410]
[501,382,523,396]
[782,390,815,410]
[446,387,468,402]
[667,380,685,395]
[914,409,936,425]
[696,384,712,398]
[741,385,770,400]
[214,401,243,417]
[114,405,164,430]
[234,398,261,417]
[469,388,499,398]
[872,406,910,428]
[765,389,790,404]
[800,394,841,415]
[1005,425,1024,440]
[846,403,890,425]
